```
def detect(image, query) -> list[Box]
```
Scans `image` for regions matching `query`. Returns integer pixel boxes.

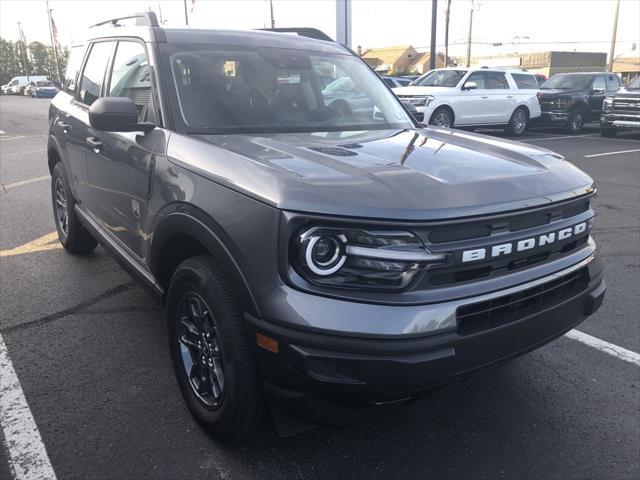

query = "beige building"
[361,45,453,75]
[471,51,607,78]
[612,52,640,83]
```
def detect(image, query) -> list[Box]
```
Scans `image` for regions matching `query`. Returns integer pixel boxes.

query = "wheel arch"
[150,205,260,317]
[47,136,62,173]
[429,104,455,126]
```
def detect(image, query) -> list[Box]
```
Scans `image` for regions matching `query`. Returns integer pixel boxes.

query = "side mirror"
[89,97,154,133]
[591,88,605,95]
[462,81,478,91]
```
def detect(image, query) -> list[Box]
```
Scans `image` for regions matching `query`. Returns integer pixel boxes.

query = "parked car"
[3,75,49,95]
[534,73,547,86]
[600,75,640,137]
[49,14,604,441]
[537,72,621,133]
[392,68,541,135]
[381,76,412,88]
[26,80,60,98]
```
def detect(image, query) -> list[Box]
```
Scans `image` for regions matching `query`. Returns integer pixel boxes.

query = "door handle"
[507,95,514,98]
[86,136,103,153]
[481,95,489,99]
[58,121,70,134]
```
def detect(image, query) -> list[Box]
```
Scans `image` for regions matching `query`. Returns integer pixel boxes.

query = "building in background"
[361,45,455,75]
[612,51,640,84]
[470,51,607,78]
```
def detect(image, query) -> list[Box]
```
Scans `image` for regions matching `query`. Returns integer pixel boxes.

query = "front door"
[588,75,607,120]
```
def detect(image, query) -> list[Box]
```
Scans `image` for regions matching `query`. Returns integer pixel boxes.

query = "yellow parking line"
[0,232,62,258]
[1,176,49,191]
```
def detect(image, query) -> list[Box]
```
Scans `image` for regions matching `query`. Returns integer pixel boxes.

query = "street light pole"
[45,0,62,83]
[429,0,437,70]
[465,0,474,68]
[183,0,189,25]
[17,22,30,82]
[269,0,275,28]
[608,0,620,72]
[444,0,451,67]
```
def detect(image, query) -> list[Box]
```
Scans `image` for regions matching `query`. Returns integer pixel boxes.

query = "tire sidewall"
[429,108,453,128]
[167,261,254,435]
[508,108,528,136]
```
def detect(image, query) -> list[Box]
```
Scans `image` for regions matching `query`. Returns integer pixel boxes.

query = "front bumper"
[601,113,640,129]
[538,111,569,124]
[248,254,604,405]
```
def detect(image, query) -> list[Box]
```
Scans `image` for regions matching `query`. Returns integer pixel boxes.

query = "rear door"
[73,40,116,216]
[84,39,161,259]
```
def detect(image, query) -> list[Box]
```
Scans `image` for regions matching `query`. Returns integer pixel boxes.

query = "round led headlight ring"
[304,235,347,276]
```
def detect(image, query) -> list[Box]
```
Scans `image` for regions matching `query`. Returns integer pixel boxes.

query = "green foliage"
[0,36,67,85]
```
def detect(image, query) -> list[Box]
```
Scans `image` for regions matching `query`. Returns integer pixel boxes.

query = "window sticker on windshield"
[278,73,301,84]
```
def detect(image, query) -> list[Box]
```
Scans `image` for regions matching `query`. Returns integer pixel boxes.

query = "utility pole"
[45,0,62,83]
[336,0,352,48]
[465,0,475,68]
[158,4,164,25]
[183,0,189,25]
[429,0,437,70]
[17,22,30,81]
[608,0,620,72]
[269,0,275,28]
[444,0,451,67]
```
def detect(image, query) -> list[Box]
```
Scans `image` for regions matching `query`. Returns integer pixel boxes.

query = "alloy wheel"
[512,111,526,134]
[177,292,225,409]
[54,177,68,237]
[432,111,451,128]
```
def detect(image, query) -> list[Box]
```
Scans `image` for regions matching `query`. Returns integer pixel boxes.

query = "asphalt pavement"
[1,94,639,480]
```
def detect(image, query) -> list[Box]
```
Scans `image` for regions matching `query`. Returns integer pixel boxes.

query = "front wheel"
[429,107,454,128]
[564,108,586,134]
[600,125,617,137]
[167,256,260,442]
[505,108,528,136]
[51,162,98,254]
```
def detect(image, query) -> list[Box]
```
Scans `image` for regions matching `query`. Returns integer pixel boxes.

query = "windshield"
[161,43,413,133]
[626,76,640,90]
[541,74,593,90]
[36,81,55,87]
[412,69,467,87]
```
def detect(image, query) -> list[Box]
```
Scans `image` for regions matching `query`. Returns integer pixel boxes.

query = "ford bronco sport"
[48,13,605,441]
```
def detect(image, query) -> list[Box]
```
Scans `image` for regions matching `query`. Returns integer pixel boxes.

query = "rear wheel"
[505,107,528,136]
[564,108,586,134]
[51,162,98,254]
[600,125,617,137]
[167,256,260,442]
[429,107,453,128]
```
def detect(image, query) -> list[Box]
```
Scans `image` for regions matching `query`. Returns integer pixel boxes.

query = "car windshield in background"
[412,69,467,87]
[161,44,413,133]
[626,76,640,90]
[541,74,593,90]
[36,81,56,87]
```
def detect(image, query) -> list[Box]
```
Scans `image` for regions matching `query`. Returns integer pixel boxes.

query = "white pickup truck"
[393,68,541,136]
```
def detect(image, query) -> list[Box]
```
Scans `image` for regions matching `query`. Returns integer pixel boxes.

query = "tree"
[29,41,52,77]
[0,36,69,84]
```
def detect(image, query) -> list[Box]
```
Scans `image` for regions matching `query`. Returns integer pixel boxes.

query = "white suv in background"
[393,68,541,136]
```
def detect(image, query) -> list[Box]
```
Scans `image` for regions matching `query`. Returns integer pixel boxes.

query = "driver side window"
[465,72,486,89]
[592,76,606,92]
[107,41,153,122]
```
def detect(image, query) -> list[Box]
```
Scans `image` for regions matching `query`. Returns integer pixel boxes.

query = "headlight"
[555,97,570,109]
[292,227,445,290]
[408,95,434,107]
[603,96,613,110]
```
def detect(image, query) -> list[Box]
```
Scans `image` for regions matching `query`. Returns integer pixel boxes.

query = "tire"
[505,107,528,136]
[429,107,454,128]
[167,255,260,442]
[51,162,98,254]
[564,108,586,134]
[600,125,617,137]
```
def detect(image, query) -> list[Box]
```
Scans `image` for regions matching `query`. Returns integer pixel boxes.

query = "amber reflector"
[256,333,279,353]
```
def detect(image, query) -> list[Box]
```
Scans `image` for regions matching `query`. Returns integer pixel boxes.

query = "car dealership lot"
[0,95,638,479]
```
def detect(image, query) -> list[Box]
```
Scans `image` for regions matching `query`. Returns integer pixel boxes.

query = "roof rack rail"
[90,11,159,28]
[258,28,334,42]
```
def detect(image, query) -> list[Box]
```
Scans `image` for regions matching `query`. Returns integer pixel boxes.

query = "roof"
[361,45,416,65]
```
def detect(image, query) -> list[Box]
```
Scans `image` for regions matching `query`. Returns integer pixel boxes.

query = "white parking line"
[583,149,640,158]
[1,176,49,191]
[566,329,640,366]
[0,333,57,480]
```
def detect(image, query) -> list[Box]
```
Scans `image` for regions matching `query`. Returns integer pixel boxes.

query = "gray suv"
[48,13,605,441]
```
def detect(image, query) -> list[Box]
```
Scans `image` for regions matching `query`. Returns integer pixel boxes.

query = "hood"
[392,86,456,96]
[613,88,640,97]
[168,128,594,221]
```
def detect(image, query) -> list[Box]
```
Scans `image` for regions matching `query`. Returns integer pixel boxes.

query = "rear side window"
[605,74,620,92]
[485,72,509,89]
[63,45,85,95]
[108,41,152,122]
[78,41,114,106]
[511,73,538,89]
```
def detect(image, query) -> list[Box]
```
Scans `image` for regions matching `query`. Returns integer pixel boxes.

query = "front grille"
[612,98,640,113]
[456,267,589,335]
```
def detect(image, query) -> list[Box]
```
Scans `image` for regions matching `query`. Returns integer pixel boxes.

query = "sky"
[1,0,639,61]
